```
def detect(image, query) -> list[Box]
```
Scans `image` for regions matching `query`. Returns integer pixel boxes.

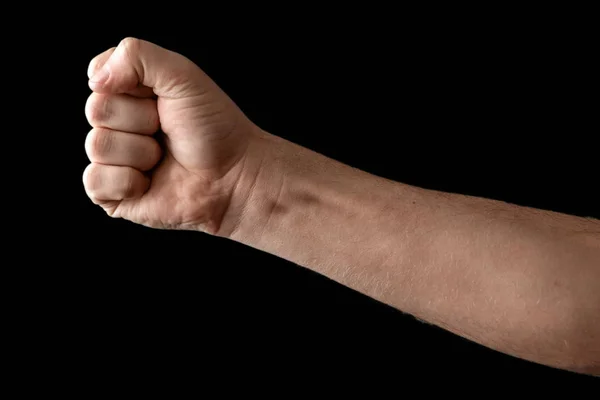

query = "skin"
[84,38,600,376]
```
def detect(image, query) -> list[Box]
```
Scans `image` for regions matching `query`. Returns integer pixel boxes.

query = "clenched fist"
[84,38,265,235]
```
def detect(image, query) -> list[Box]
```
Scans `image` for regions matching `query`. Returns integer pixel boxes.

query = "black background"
[17,7,598,391]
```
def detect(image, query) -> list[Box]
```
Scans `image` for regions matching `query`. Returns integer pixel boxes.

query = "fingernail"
[90,67,110,85]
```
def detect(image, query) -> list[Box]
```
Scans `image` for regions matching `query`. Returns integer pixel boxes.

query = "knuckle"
[87,47,116,79]
[83,163,102,194]
[87,59,97,80]
[104,205,119,218]
[85,93,111,126]
[121,172,137,198]
[148,108,160,132]
[119,37,143,57]
[85,128,113,160]
[148,138,163,166]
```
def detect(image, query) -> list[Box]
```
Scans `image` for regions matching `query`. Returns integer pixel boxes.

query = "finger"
[88,37,213,98]
[125,85,157,98]
[85,93,159,134]
[83,163,149,202]
[88,46,155,98]
[85,128,162,171]
[87,47,116,79]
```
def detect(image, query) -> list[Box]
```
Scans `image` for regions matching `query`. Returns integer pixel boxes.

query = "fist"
[83,38,262,235]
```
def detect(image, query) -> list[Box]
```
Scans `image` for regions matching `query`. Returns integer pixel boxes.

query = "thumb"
[88,37,211,98]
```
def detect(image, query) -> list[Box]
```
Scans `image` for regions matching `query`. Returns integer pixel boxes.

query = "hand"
[83,38,263,234]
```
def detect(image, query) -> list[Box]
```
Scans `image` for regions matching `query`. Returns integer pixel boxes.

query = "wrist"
[215,127,285,241]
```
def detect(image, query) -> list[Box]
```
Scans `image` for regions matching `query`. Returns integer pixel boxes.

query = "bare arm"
[220,129,600,376]
[84,38,599,376]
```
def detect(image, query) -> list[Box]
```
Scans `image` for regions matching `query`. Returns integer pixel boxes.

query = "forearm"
[221,129,600,375]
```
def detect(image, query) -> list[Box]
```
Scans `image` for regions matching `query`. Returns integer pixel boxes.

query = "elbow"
[525,282,600,375]
[549,297,600,376]
[559,331,600,376]
[567,307,600,376]
[558,343,600,377]
[534,321,600,376]
[552,238,600,376]
[577,362,600,377]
